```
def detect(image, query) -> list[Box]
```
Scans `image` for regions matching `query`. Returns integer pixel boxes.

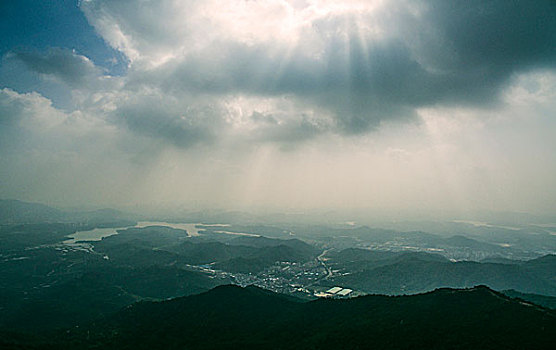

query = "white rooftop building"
[337,288,352,296]
[326,287,343,294]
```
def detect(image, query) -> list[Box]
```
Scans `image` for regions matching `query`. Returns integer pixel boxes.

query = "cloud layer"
[0,0,555,213]
[77,0,556,139]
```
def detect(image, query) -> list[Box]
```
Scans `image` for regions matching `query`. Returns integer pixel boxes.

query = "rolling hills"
[6,284,554,350]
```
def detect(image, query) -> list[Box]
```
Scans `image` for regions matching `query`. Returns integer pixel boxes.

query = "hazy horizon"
[1,1,555,218]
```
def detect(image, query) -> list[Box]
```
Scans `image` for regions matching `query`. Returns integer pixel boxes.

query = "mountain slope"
[0,200,63,224]
[502,289,556,310]
[0,199,136,226]
[326,249,556,296]
[25,285,555,350]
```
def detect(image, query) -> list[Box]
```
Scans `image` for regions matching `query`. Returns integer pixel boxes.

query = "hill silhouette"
[9,284,552,350]
[326,249,556,296]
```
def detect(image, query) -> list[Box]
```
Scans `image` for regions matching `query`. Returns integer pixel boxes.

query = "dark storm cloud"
[119,0,555,137]
[305,0,556,131]
[110,95,226,149]
[424,0,556,69]
[10,48,103,87]
[408,0,556,102]
[5,0,554,148]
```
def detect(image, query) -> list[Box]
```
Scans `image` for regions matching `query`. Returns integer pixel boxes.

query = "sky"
[0,0,555,217]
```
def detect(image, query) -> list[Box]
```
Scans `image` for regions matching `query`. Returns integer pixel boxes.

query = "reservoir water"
[64,221,214,245]
[63,227,127,244]
[64,222,253,246]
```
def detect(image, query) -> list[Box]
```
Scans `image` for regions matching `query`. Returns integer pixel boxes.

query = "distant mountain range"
[2,198,556,346]
[0,199,64,224]
[0,199,137,225]
[4,284,554,349]
[0,225,321,332]
[94,226,320,273]
[326,248,556,296]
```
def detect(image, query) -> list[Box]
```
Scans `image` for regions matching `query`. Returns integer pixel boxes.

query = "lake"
[64,222,250,245]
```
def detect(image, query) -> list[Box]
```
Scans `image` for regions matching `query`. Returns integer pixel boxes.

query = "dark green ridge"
[4,284,553,350]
